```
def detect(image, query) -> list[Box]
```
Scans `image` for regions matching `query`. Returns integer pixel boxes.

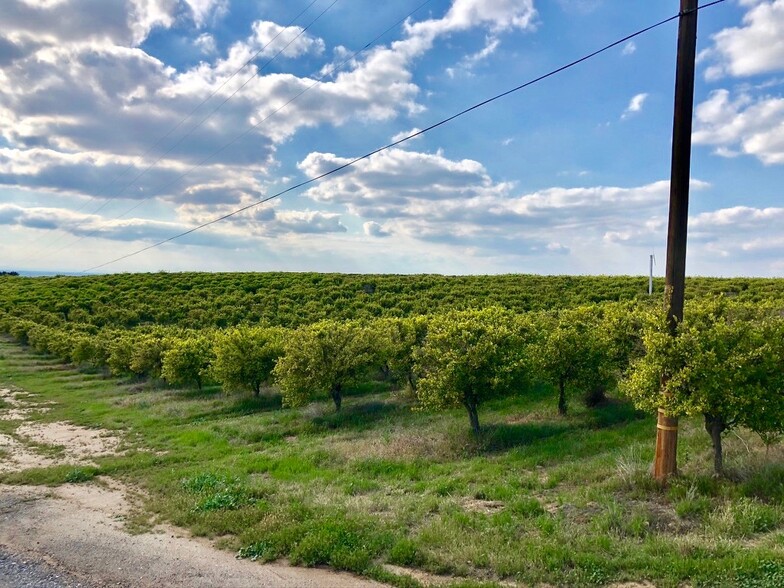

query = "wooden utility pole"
[653,0,699,482]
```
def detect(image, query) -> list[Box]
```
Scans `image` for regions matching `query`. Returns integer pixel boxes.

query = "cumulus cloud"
[364,221,391,237]
[701,0,784,81]
[297,146,714,256]
[621,41,636,56]
[621,93,648,119]
[405,0,537,40]
[0,200,346,247]
[183,0,228,28]
[391,128,423,144]
[251,208,347,235]
[195,32,216,55]
[689,205,784,260]
[0,0,542,239]
[693,89,784,164]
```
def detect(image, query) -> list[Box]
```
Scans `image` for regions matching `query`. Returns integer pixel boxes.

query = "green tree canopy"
[535,306,614,415]
[162,333,215,390]
[274,320,377,411]
[621,298,784,474]
[414,307,533,434]
[211,326,285,396]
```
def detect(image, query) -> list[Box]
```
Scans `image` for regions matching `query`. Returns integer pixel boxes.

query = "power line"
[83,0,727,273]
[19,0,331,264]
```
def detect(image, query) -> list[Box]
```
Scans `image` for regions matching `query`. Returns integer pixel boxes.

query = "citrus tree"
[130,329,172,379]
[211,326,286,396]
[162,333,215,390]
[374,316,429,393]
[621,298,784,474]
[414,307,533,434]
[535,306,614,415]
[274,320,376,411]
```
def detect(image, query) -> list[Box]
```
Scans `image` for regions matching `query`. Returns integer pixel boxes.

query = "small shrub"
[673,483,712,519]
[237,541,276,562]
[675,496,712,520]
[509,497,545,518]
[181,472,251,512]
[615,445,649,488]
[736,559,784,588]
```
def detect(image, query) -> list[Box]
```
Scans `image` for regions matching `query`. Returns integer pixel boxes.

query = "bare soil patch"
[16,421,121,459]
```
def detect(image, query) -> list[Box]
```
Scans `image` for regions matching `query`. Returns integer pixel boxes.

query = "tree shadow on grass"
[311,400,404,431]
[168,385,223,401]
[587,398,648,429]
[190,393,283,421]
[477,421,572,454]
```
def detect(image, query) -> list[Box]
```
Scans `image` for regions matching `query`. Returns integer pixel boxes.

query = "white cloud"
[702,0,784,81]
[621,93,648,119]
[693,89,784,165]
[0,200,347,245]
[391,128,423,143]
[194,32,216,55]
[183,0,227,27]
[405,0,537,40]
[0,0,541,234]
[447,35,501,77]
[364,221,391,237]
[297,146,714,259]
[621,41,636,56]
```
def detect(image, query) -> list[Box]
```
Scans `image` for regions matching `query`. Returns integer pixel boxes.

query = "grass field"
[2,337,784,587]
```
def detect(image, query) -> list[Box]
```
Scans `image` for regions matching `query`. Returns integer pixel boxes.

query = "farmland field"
[1,272,784,587]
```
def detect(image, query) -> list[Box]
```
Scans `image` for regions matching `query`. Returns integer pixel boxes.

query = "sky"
[1,0,783,277]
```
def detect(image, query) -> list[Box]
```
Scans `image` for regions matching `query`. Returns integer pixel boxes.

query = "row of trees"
[0,303,639,426]
[2,297,783,474]
[2,272,782,331]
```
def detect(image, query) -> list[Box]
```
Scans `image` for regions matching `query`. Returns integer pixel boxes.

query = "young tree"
[211,326,285,396]
[621,298,784,475]
[374,316,429,393]
[413,307,532,434]
[130,330,172,379]
[107,334,135,376]
[71,335,109,369]
[274,320,376,411]
[162,333,215,390]
[535,307,613,415]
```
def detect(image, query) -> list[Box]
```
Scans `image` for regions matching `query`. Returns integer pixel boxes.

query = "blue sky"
[1,0,782,276]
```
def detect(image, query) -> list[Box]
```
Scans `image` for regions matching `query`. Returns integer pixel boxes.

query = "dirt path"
[0,386,384,588]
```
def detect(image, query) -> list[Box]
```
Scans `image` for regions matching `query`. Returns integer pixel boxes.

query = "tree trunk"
[584,385,606,408]
[253,383,260,397]
[331,383,342,412]
[558,379,567,416]
[466,401,480,435]
[704,413,726,475]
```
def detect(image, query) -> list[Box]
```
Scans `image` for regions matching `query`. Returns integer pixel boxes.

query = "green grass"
[1,339,783,587]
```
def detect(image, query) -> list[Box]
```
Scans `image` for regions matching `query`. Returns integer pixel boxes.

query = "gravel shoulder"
[0,546,96,588]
